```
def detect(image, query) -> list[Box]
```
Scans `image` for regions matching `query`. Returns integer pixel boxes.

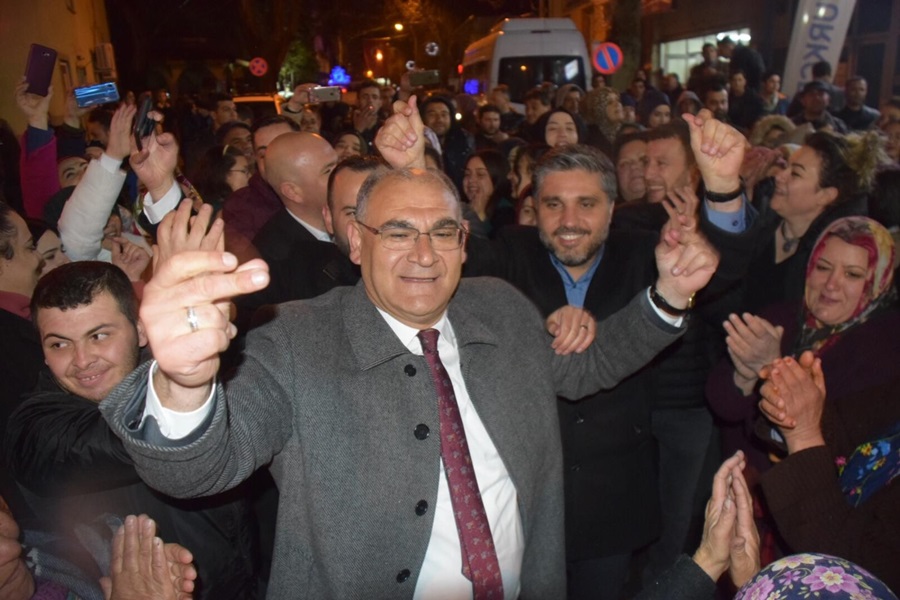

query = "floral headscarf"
[795,217,896,355]
[735,553,897,600]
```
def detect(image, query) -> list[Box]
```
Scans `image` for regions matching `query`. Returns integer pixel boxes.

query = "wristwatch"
[649,286,695,317]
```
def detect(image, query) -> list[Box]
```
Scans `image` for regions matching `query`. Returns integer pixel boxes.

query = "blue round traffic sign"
[592,42,623,75]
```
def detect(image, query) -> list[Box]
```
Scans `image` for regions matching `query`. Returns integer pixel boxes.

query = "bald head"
[264,132,338,228]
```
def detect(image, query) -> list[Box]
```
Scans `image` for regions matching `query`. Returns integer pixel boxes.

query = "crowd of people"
[0,35,899,600]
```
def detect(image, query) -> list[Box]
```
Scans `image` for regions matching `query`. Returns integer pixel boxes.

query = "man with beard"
[703,84,729,122]
[420,95,474,191]
[370,102,749,599]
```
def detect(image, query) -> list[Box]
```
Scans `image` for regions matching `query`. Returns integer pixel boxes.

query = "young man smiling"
[5,261,259,600]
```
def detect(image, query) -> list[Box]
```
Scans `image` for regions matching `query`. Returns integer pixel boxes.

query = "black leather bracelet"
[704,181,744,203]
[649,286,695,317]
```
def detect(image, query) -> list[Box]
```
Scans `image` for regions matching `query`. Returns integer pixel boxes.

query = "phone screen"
[74,82,120,108]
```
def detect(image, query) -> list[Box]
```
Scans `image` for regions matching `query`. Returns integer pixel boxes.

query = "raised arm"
[684,109,746,215]
[140,215,269,411]
[374,95,427,170]
[58,104,134,260]
[15,77,59,218]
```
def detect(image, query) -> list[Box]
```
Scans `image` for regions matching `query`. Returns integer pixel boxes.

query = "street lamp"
[394,23,404,32]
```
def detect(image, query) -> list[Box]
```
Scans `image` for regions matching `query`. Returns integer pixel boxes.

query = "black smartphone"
[24,43,58,96]
[133,95,155,151]
[309,86,341,103]
[408,69,441,88]
[74,82,120,108]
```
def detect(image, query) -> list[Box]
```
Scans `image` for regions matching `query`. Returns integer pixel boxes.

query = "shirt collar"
[376,308,454,356]
[285,210,333,242]
[547,245,604,287]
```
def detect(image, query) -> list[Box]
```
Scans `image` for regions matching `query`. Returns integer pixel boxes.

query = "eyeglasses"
[356,221,468,251]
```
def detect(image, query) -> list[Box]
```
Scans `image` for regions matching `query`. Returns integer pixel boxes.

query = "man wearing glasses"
[99,124,717,597]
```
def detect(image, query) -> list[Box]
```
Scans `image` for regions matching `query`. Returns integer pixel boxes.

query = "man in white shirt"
[100,132,718,597]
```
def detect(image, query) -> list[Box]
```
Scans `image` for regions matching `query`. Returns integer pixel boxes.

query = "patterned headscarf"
[795,217,896,355]
[735,553,897,600]
[581,86,623,143]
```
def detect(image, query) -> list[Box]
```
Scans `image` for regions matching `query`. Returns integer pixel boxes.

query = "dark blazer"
[252,208,319,266]
[101,278,685,599]
[465,227,664,559]
[234,239,359,331]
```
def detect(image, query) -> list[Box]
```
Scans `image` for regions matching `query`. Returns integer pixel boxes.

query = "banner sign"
[782,0,858,97]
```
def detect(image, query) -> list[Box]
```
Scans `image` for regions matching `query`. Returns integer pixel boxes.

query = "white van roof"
[489,18,580,34]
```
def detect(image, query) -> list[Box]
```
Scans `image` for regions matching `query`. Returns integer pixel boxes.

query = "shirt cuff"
[26,125,54,152]
[704,196,749,232]
[143,360,215,439]
[646,287,684,328]
[142,181,182,225]
[98,152,124,173]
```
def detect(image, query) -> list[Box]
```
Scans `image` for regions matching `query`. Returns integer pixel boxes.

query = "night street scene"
[1,0,900,599]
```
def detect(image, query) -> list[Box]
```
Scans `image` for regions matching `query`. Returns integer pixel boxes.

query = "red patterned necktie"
[418,328,504,600]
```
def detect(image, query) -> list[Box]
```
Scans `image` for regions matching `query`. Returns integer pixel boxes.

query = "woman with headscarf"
[535,108,585,149]
[637,90,672,130]
[708,217,900,482]
[555,83,585,115]
[581,86,625,156]
[748,221,900,590]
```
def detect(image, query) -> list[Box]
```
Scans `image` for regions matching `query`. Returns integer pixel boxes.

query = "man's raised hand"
[375,95,426,169]
[684,109,746,195]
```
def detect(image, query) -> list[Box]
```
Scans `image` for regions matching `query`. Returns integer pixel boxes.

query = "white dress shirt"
[284,209,333,242]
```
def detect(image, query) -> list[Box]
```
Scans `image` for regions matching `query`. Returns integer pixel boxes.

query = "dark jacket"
[235,238,359,332]
[253,207,320,266]
[740,197,867,314]
[4,369,260,600]
[761,372,900,591]
[439,126,475,192]
[466,226,663,558]
[611,201,758,410]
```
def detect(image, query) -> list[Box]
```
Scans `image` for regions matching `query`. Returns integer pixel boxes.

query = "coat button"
[633,425,642,435]
[570,463,581,472]
[414,424,430,440]
[397,569,411,583]
[415,500,428,516]
[574,413,585,424]
[404,364,416,376]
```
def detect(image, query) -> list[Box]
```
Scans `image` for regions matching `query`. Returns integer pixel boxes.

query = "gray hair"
[356,167,461,222]
[532,144,618,203]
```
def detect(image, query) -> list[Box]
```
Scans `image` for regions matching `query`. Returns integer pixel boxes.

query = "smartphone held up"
[24,43,58,97]
[74,82,120,108]
[133,94,156,151]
